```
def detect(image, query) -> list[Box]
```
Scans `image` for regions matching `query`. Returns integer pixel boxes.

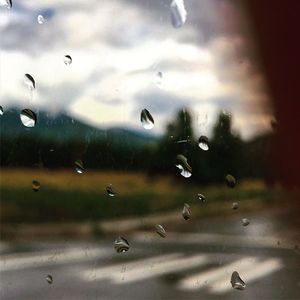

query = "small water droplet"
[197,193,205,202]
[242,218,250,226]
[74,160,84,174]
[175,154,192,178]
[154,71,163,89]
[20,109,37,127]
[198,136,209,151]
[225,174,236,188]
[64,55,72,65]
[231,271,245,290]
[106,184,116,197]
[155,224,166,238]
[0,106,3,116]
[46,274,53,284]
[1,0,12,9]
[182,203,191,220]
[32,180,40,192]
[170,0,187,28]
[24,73,35,90]
[114,236,130,253]
[232,202,239,210]
[37,14,45,24]
[140,109,154,130]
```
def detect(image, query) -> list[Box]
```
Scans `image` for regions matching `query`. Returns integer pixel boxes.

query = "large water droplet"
[182,203,191,220]
[155,224,166,238]
[197,193,205,202]
[37,14,45,24]
[46,274,53,284]
[198,136,209,151]
[64,55,72,65]
[1,0,12,9]
[24,73,35,90]
[32,180,40,192]
[106,184,116,197]
[175,154,192,178]
[154,71,163,89]
[242,218,250,226]
[225,174,236,188]
[231,271,246,290]
[170,0,187,28]
[140,109,154,130]
[232,202,239,210]
[114,236,130,253]
[0,106,3,116]
[20,109,37,127]
[74,160,84,174]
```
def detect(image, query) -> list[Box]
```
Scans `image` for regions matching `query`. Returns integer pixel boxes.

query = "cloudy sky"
[0,0,273,139]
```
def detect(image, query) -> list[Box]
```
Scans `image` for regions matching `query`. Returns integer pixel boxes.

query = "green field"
[0,169,283,223]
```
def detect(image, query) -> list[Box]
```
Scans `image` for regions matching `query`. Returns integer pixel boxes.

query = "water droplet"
[242,218,250,226]
[140,109,154,130]
[155,224,166,238]
[225,174,236,188]
[197,193,205,202]
[106,184,116,197]
[175,154,192,178]
[74,160,84,174]
[37,14,45,24]
[20,109,37,127]
[232,202,239,210]
[1,0,12,9]
[32,180,40,192]
[64,55,72,65]
[170,0,187,28]
[114,236,130,253]
[198,136,209,151]
[231,271,246,290]
[154,71,163,89]
[182,203,191,220]
[0,106,3,116]
[46,274,53,284]
[24,73,35,90]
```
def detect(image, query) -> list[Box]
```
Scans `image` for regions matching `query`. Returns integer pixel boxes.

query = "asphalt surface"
[0,212,300,300]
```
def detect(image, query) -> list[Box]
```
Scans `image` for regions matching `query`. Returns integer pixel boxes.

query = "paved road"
[0,213,300,300]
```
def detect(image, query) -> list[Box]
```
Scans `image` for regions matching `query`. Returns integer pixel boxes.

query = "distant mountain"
[0,109,158,147]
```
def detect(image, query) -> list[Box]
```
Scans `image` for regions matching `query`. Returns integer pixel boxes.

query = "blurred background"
[0,1,299,300]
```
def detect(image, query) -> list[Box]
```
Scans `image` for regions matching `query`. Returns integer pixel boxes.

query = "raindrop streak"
[32,180,40,192]
[37,14,45,24]
[170,0,187,28]
[64,55,72,65]
[1,0,12,9]
[231,271,246,290]
[74,160,84,174]
[114,237,130,253]
[198,136,209,151]
[0,106,3,116]
[197,193,205,202]
[46,274,53,284]
[155,224,166,238]
[182,203,191,220]
[140,109,154,130]
[232,202,239,210]
[20,109,37,128]
[24,73,35,90]
[106,184,116,197]
[225,174,236,188]
[175,154,192,178]
[154,71,163,88]
[242,218,250,226]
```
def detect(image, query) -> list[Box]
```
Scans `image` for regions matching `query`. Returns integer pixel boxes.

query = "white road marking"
[178,256,258,290]
[133,232,291,249]
[210,257,283,294]
[0,247,110,272]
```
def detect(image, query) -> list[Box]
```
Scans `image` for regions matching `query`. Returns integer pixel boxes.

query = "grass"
[0,169,284,223]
